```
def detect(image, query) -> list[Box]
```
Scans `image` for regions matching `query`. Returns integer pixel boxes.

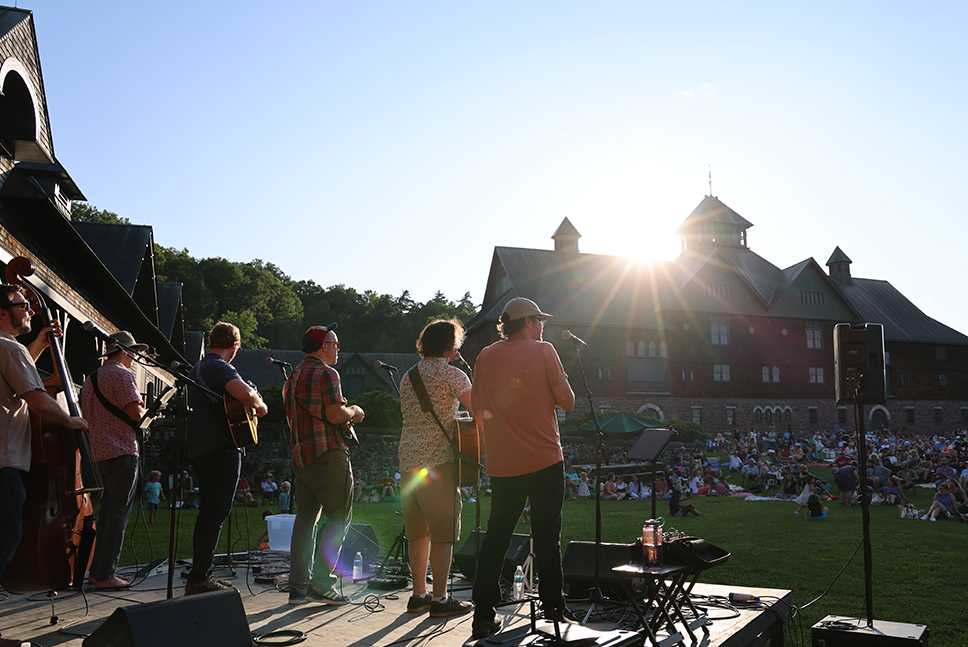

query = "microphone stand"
[269,362,297,514]
[453,353,483,578]
[563,340,609,625]
[376,362,401,396]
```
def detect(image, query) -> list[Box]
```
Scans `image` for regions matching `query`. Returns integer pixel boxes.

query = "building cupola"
[552,217,581,254]
[674,195,753,253]
[826,247,852,285]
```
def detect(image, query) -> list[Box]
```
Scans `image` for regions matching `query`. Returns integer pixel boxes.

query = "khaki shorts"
[402,463,462,543]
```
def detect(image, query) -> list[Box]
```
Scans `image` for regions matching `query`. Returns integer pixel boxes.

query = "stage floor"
[0,566,791,647]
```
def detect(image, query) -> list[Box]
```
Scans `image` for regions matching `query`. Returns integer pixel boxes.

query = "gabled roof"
[831,278,968,345]
[231,349,420,391]
[659,245,783,311]
[0,8,55,164]
[827,246,852,265]
[468,246,672,333]
[674,195,753,234]
[73,222,160,327]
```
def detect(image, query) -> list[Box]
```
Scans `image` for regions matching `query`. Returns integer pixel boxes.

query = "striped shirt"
[283,355,347,467]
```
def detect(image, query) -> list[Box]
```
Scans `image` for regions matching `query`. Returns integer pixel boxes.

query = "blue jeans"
[290,450,353,592]
[90,455,139,581]
[188,446,241,584]
[473,461,565,621]
[0,467,26,582]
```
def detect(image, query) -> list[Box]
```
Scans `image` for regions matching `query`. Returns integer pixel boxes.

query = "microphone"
[265,356,291,368]
[83,320,112,342]
[374,360,398,372]
[170,360,193,372]
[561,330,588,346]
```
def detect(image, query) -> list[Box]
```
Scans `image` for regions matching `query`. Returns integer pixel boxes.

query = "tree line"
[72,204,478,352]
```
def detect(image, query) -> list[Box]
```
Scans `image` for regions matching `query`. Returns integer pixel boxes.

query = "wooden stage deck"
[0,565,790,647]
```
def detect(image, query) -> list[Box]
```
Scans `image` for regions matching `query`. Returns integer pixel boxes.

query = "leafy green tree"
[347,390,402,430]
[222,309,266,349]
[71,203,130,224]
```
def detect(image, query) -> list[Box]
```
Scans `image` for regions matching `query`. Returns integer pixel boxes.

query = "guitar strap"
[405,366,483,472]
[89,370,139,431]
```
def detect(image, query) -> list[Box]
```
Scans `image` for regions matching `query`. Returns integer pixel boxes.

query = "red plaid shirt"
[283,355,348,467]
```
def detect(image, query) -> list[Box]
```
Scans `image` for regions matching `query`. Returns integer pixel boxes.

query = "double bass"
[0,256,99,594]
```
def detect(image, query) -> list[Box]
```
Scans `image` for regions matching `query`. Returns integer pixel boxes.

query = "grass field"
[116,462,963,646]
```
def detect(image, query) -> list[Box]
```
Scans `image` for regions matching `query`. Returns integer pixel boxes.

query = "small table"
[612,563,706,647]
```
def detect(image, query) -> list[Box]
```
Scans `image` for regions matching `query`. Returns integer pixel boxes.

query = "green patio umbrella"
[577,411,666,434]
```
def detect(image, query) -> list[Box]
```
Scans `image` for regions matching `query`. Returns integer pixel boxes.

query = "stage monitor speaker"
[454,530,529,582]
[562,541,633,600]
[83,589,250,647]
[812,615,928,646]
[336,523,381,578]
[834,323,886,404]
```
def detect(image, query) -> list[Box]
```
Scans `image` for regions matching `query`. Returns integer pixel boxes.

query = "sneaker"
[185,575,233,596]
[921,514,929,521]
[430,596,473,618]
[471,617,502,639]
[407,593,433,613]
[291,585,350,606]
[929,516,937,521]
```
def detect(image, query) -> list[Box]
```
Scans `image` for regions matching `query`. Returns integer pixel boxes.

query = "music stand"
[628,429,675,520]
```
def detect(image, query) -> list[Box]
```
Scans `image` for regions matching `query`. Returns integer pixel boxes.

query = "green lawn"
[117,466,962,646]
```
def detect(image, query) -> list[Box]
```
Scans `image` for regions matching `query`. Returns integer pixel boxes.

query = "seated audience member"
[261,473,279,504]
[376,474,397,501]
[896,465,918,490]
[777,473,800,500]
[353,470,365,502]
[669,488,704,517]
[235,477,257,506]
[728,452,742,472]
[653,474,670,500]
[805,493,828,521]
[627,474,645,500]
[923,482,958,521]
[883,476,911,510]
[742,458,760,490]
[614,475,628,500]
[602,473,619,500]
[935,460,956,485]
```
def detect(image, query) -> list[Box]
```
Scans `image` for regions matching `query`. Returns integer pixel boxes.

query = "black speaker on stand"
[454,530,529,582]
[83,589,250,647]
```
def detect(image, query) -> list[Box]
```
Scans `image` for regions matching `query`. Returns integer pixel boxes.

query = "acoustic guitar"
[454,416,482,488]
[224,391,259,448]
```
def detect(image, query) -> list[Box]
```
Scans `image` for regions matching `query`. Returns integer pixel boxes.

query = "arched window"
[659,343,668,358]
[772,367,780,383]
[648,342,657,357]
[762,367,770,383]
[626,341,634,356]
[637,342,645,357]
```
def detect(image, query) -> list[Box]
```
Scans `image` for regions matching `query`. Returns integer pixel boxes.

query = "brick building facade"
[464,197,968,437]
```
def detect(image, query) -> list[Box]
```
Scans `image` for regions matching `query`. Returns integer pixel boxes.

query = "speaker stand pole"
[165,381,189,599]
[854,392,874,628]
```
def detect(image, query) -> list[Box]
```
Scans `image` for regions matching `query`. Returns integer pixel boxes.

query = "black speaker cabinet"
[834,323,886,404]
[83,589,250,647]
[561,541,634,599]
[812,616,928,646]
[454,530,529,582]
[335,523,381,578]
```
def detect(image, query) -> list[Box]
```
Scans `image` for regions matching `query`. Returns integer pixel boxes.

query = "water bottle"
[513,565,525,600]
[353,551,364,582]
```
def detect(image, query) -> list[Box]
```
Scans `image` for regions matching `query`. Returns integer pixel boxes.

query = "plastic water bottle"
[513,565,525,600]
[353,551,364,582]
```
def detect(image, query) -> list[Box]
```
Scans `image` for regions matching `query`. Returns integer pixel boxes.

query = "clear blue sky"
[28,1,968,332]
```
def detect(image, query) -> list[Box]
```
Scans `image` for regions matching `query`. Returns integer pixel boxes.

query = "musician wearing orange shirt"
[398,319,474,618]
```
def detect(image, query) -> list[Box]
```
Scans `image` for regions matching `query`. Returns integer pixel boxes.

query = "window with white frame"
[659,342,668,358]
[762,367,770,383]
[772,367,780,383]
[726,407,735,426]
[806,321,823,349]
[649,342,657,357]
[627,341,634,356]
[809,367,824,384]
[710,318,729,345]
[692,407,702,424]
[713,364,730,382]
[637,342,645,357]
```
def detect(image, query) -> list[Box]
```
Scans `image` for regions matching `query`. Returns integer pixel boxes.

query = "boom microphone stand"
[560,333,609,625]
